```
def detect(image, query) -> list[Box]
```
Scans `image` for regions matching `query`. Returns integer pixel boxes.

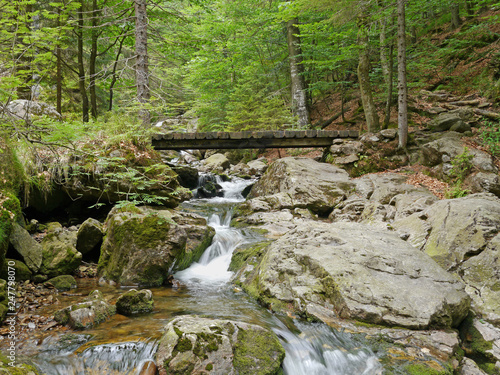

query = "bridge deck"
[152,129,358,150]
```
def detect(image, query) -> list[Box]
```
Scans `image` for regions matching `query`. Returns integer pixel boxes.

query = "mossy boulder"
[248,157,356,216]
[98,206,215,286]
[8,223,43,272]
[0,193,22,274]
[76,218,103,255]
[39,223,81,278]
[44,275,77,291]
[459,314,500,374]
[54,290,116,330]
[62,163,189,209]
[156,316,285,375]
[235,221,470,329]
[116,289,153,315]
[0,259,32,282]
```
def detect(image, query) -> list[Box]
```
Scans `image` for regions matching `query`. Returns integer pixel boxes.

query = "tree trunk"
[109,33,128,112]
[15,2,33,100]
[286,18,309,128]
[56,5,62,115]
[134,0,150,126]
[357,25,379,132]
[77,0,89,122]
[397,0,408,149]
[380,17,394,129]
[89,0,98,119]
[451,3,462,29]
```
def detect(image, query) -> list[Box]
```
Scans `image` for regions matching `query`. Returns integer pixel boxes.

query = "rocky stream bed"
[1,126,500,374]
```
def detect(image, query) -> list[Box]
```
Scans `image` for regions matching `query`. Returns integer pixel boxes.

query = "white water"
[176,176,383,375]
[175,177,253,284]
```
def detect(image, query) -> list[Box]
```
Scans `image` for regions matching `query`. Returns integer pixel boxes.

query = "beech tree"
[134,0,150,126]
[287,18,310,128]
[397,0,408,148]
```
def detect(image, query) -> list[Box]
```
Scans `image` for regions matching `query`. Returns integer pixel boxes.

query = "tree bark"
[77,0,89,122]
[357,24,379,132]
[89,0,98,119]
[109,33,128,112]
[56,5,62,115]
[451,3,462,29]
[397,0,408,148]
[380,17,394,129]
[134,0,150,126]
[286,18,309,128]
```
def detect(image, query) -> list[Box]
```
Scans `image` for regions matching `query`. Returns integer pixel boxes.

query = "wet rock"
[139,360,157,375]
[156,316,285,375]
[195,174,224,198]
[98,206,215,286]
[8,222,43,272]
[248,157,355,216]
[0,259,32,281]
[460,315,500,372]
[171,165,199,189]
[116,289,154,315]
[202,153,230,172]
[39,222,82,278]
[235,221,470,329]
[76,218,103,255]
[54,290,116,330]
[44,275,77,291]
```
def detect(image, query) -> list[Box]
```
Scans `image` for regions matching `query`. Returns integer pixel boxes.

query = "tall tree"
[286,18,310,128]
[77,0,89,122]
[134,0,150,126]
[357,9,379,132]
[397,0,408,148]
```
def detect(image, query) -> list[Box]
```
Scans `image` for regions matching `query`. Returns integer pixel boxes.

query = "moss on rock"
[0,259,32,282]
[116,289,154,315]
[233,327,285,375]
[44,275,77,291]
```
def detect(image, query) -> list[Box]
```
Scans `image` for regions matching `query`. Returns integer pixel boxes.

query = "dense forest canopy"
[0,0,499,143]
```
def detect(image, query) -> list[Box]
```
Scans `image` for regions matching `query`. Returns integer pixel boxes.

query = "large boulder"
[393,193,500,271]
[4,99,61,120]
[202,153,230,172]
[156,316,285,375]
[98,206,215,286]
[76,218,103,256]
[116,289,154,315]
[419,132,496,173]
[428,108,473,132]
[54,290,116,330]
[234,221,470,329]
[460,234,500,324]
[8,223,43,272]
[393,194,500,324]
[0,259,32,281]
[44,275,77,291]
[39,223,82,278]
[248,157,355,216]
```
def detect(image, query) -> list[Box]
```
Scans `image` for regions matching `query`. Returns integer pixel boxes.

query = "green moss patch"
[233,328,285,375]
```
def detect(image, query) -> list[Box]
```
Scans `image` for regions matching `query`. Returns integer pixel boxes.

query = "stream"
[15,176,383,374]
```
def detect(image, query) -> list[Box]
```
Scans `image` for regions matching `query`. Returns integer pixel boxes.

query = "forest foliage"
[0,0,498,170]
